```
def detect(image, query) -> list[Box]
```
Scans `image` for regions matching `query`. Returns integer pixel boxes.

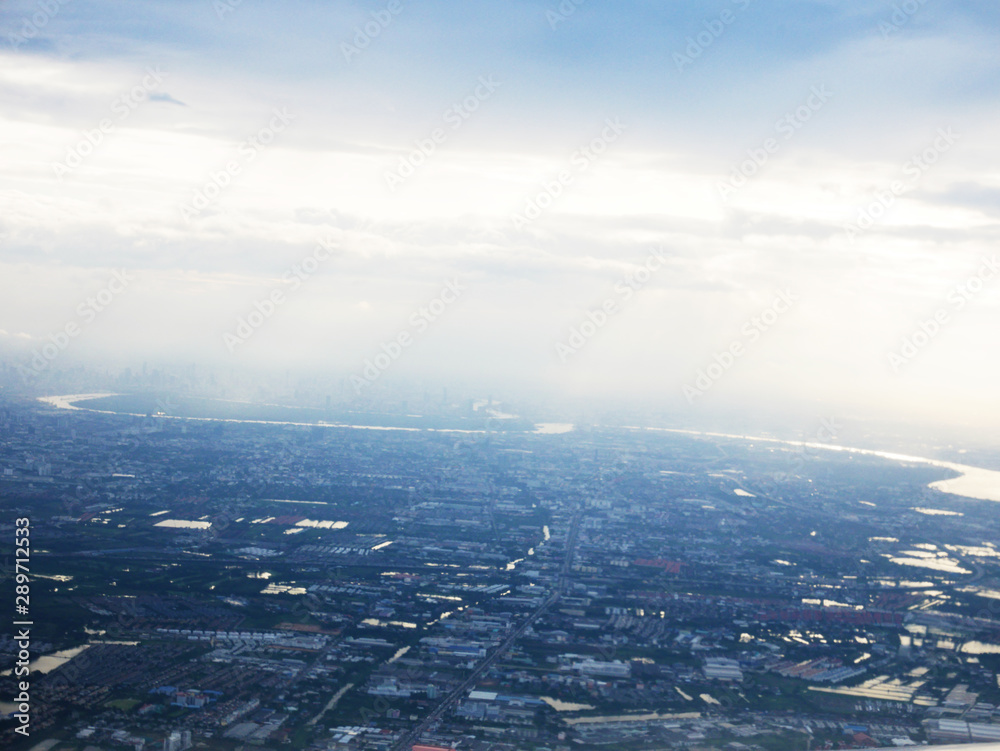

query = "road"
[390,507,583,751]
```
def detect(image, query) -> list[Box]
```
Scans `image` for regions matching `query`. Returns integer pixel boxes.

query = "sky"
[1,0,999,433]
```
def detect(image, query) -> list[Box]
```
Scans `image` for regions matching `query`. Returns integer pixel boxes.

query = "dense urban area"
[3,385,1000,751]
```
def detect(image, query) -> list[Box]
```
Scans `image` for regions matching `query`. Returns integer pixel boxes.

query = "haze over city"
[7,5,1000,751]
[2,0,999,436]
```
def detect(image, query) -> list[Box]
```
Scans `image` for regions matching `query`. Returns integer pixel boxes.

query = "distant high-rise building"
[162,730,192,751]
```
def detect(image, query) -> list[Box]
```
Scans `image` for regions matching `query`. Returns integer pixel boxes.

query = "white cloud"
[2,3,999,431]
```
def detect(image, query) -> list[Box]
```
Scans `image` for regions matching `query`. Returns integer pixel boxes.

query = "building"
[704,657,744,681]
[162,730,192,751]
[572,659,631,678]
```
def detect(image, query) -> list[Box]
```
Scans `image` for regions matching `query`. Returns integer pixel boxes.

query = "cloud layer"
[1,0,999,431]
